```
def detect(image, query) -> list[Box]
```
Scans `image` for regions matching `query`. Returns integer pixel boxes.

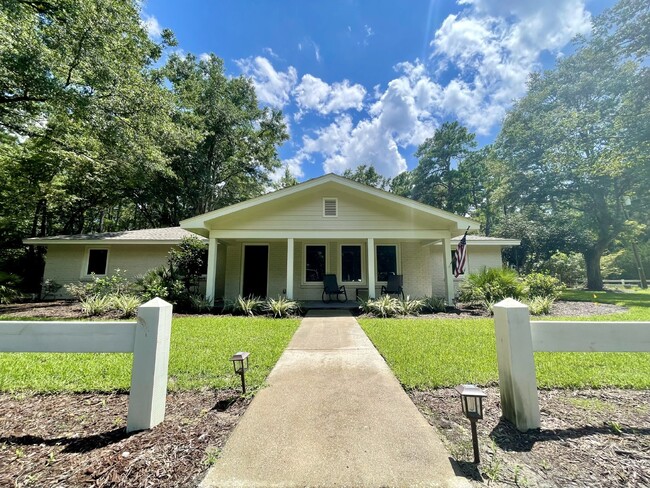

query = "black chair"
[381,274,404,300]
[322,274,347,303]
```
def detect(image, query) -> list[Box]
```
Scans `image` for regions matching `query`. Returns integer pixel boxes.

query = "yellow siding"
[208,185,455,232]
[44,244,171,298]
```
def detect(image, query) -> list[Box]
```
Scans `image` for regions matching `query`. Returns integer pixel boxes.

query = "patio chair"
[381,274,404,300]
[322,274,347,303]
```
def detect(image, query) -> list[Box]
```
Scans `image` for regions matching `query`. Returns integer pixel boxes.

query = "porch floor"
[300,300,360,311]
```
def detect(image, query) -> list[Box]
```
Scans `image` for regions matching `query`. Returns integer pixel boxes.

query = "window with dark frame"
[87,249,108,275]
[341,245,362,282]
[305,245,326,282]
[376,245,397,281]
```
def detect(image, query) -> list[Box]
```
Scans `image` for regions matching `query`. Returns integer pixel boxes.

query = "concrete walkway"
[200,310,469,488]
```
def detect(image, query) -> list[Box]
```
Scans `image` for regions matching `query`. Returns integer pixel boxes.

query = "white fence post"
[493,298,540,432]
[127,297,173,432]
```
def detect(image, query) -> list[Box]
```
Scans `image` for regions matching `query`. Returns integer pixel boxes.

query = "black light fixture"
[455,384,487,463]
[230,351,250,394]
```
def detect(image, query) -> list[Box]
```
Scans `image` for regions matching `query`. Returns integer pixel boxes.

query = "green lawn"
[359,290,650,390]
[0,316,300,393]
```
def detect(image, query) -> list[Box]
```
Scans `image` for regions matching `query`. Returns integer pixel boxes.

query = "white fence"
[0,297,173,433]
[493,298,650,432]
[603,279,641,286]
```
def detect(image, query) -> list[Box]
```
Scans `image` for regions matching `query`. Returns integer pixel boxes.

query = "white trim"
[375,243,400,283]
[302,243,329,286]
[322,197,338,217]
[81,247,110,279]
[209,230,453,240]
[339,243,365,285]
[240,243,270,297]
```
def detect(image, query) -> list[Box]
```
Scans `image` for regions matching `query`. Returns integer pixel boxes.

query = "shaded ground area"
[0,299,627,320]
[412,387,650,487]
[0,390,249,487]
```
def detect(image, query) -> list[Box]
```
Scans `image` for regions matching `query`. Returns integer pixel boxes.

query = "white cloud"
[429,0,591,133]
[236,56,297,108]
[293,75,366,116]
[142,14,162,39]
[263,47,280,59]
[313,42,321,62]
[198,53,211,62]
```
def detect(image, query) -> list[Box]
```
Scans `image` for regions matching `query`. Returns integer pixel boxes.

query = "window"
[376,245,397,281]
[323,198,338,217]
[86,249,108,276]
[305,245,326,282]
[341,245,362,282]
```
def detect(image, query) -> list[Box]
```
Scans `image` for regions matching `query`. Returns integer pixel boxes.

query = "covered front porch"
[203,231,458,305]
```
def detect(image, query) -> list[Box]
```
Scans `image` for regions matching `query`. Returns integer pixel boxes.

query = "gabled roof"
[180,173,480,234]
[451,235,520,247]
[24,227,205,245]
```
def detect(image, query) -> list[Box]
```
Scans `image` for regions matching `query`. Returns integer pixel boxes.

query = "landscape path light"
[455,384,487,464]
[230,351,250,394]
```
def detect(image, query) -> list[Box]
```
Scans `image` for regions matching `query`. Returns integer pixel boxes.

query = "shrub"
[526,296,555,315]
[41,279,62,299]
[523,272,563,299]
[109,294,141,318]
[136,266,174,301]
[168,237,208,293]
[66,269,132,301]
[367,295,401,318]
[0,272,23,304]
[398,296,424,316]
[543,251,586,286]
[234,296,264,316]
[458,267,524,306]
[188,293,213,313]
[265,296,300,318]
[81,295,112,316]
[422,295,447,313]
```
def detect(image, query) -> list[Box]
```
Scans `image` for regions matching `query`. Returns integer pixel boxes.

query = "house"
[26,174,520,302]
[24,227,206,297]
[180,174,519,304]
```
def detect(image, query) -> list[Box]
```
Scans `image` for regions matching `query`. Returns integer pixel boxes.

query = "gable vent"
[323,198,338,217]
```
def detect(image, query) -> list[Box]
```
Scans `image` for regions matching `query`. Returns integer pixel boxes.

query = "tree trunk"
[584,249,604,290]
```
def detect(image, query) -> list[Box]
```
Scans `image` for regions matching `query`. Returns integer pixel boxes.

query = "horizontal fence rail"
[0,298,173,432]
[0,321,137,353]
[494,298,650,432]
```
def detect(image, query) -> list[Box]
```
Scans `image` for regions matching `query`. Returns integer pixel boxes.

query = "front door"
[242,245,269,297]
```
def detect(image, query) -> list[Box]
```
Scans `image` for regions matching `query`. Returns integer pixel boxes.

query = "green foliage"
[0,272,22,304]
[265,296,300,318]
[458,267,524,307]
[541,252,587,287]
[342,165,390,190]
[523,273,563,300]
[65,269,132,300]
[398,296,424,316]
[168,236,208,292]
[411,121,477,213]
[422,295,447,313]
[136,266,175,301]
[188,294,213,314]
[40,279,62,299]
[362,295,402,318]
[80,295,112,316]
[525,296,556,316]
[234,296,264,317]
[109,294,142,318]
[0,316,300,392]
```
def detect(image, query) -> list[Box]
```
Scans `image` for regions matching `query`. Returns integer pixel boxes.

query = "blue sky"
[141,0,614,182]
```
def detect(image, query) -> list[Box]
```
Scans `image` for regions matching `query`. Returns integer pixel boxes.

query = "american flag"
[454,230,468,278]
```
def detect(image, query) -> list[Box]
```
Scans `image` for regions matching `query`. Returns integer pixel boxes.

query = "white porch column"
[441,236,454,305]
[286,238,294,299]
[206,238,218,306]
[367,238,376,299]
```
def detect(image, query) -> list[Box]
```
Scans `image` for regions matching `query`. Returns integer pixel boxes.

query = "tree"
[411,121,477,213]
[140,53,288,224]
[496,1,649,289]
[273,166,299,190]
[342,165,389,190]
[389,171,413,197]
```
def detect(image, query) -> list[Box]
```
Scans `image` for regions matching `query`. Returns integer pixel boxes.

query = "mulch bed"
[0,390,249,487]
[411,387,650,487]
